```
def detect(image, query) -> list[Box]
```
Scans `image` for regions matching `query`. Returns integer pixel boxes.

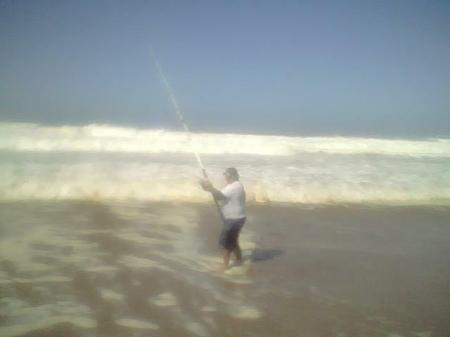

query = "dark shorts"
[219,217,246,250]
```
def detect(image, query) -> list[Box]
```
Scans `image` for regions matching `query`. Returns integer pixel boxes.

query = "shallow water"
[0,201,449,337]
[0,201,264,337]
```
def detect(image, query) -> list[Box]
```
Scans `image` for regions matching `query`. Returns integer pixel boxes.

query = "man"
[200,167,246,271]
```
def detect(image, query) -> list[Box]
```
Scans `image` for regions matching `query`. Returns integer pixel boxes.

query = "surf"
[1,122,450,158]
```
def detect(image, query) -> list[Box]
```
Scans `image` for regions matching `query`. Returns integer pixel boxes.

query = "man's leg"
[232,220,244,263]
[223,249,232,270]
[233,244,242,263]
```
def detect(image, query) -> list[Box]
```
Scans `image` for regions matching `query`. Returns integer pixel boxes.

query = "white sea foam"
[1,122,449,157]
[185,321,209,337]
[149,292,178,307]
[0,297,96,337]
[0,316,96,337]
[0,122,449,205]
[115,318,159,330]
[100,288,124,302]
[229,305,262,319]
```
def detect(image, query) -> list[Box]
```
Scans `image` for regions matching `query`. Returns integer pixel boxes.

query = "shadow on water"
[249,248,284,263]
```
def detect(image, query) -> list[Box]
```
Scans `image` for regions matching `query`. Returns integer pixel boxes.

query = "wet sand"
[0,201,449,337]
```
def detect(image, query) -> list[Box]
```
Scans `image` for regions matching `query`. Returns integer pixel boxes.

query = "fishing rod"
[151,51,206,176]
[151,50,223,217]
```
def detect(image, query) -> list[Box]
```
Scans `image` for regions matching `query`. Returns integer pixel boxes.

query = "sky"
[0,0,449,137]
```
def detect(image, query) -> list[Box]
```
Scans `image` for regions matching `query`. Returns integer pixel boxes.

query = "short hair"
[224,167,239,179]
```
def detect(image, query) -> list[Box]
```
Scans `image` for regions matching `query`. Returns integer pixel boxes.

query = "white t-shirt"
[220,181,246,220]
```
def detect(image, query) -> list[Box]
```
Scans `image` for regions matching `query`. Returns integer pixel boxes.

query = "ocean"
[1,122,449,205]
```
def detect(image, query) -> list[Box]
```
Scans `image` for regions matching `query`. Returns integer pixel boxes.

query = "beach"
[2,0,450,335]
[1,200,449,337]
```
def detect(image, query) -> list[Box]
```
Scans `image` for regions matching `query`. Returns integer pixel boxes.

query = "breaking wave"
[1,122,449,157]
[0,122,449,205]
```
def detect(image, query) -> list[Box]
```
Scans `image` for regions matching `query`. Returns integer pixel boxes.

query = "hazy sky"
[1,0,449,137]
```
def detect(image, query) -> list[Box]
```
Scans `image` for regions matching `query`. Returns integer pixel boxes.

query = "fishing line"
[151,49,224,218]
[151,50,207,177]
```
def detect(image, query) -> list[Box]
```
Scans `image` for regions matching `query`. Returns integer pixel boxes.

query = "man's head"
[223,167,239,183]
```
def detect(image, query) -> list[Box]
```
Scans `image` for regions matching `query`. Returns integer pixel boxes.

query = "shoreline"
[1,198,449,208]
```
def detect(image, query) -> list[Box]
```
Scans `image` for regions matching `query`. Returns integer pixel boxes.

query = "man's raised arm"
[199,179,227,201]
